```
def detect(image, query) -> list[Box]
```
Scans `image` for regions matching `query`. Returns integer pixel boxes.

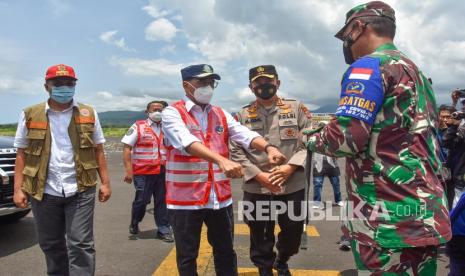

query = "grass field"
[0,125,16,136]
[0,125,129,138]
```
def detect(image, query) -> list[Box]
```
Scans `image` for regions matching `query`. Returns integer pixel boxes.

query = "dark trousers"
[447,236,465,276]
[446,180,456,210]
[132,173,170,234]
[243,189,305,269]
[168,205,237,276]
[30,187,96,276]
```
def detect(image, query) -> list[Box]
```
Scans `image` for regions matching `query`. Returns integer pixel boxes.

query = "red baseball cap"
[45,64,78,80]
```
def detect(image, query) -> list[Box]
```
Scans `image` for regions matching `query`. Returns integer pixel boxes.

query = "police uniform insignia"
[280,127,297,140]
[247,102,258,118]
[247,112,258,118]
[300,105,312,119]
[257,66,265,73]
[80,108,90,117]
[215,125,224,134]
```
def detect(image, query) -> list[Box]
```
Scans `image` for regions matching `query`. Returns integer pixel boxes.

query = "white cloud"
[109,56,182,77]
[99,30,135,52]
[145,18,178,42]
[142,5,169,18]
[0,77,42,95]
[140,0,465,111]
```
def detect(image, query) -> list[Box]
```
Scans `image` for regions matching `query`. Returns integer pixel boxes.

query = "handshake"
[218,145,287,180]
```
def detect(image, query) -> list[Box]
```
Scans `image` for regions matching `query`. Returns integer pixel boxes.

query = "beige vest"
[22,102,99,201]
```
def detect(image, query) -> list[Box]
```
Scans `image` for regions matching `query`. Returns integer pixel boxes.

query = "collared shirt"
[162,96,260,210]
[121,118,162,147]
[14,100,105,197]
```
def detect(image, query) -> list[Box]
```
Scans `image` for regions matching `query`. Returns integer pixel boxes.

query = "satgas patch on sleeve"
[215,125,224,134]
[335,57,384,125]
[125,125,136,136]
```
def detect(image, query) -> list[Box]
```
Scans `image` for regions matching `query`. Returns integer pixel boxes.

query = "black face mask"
[342,34,356,65]
[342,23,366,65]
[253,83,277,100]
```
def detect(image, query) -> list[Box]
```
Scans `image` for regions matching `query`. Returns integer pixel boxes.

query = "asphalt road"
[0,140,449,275]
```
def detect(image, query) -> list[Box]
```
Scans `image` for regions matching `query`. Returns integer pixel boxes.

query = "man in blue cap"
[162,64,287,275]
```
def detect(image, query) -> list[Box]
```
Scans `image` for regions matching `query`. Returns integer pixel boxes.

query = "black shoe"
[129,224,139,235]
[338,239,351,251]
[156,232,174,243]
[258,267,273,276]
[273,260,292,276]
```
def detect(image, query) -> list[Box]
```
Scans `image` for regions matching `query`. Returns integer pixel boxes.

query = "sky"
[1,0,465,123]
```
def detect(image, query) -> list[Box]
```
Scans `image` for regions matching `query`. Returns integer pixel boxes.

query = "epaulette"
[281,98,296,101]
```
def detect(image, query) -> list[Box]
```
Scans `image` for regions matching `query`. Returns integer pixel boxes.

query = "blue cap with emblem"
[181,64,221,81]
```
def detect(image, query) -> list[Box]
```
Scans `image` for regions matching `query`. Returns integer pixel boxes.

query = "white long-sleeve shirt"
[162,96,260,210]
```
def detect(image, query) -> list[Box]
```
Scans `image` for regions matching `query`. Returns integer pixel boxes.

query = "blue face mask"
[51,86,75,104]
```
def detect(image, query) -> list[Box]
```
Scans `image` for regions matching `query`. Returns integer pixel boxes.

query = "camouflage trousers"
[351,239,438,275]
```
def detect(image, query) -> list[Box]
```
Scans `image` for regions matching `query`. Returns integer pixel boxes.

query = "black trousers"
[131,173,170,234]
[168,205,237,276]
[243,189,305,269]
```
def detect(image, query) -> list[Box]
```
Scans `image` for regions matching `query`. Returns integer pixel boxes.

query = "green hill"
[98,110,146,127]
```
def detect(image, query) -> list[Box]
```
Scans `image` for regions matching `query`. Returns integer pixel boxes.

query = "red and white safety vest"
[165,100,231,206]
[132,120,166,175]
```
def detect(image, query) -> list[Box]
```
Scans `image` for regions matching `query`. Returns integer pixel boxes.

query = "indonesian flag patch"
[348,68,373,80]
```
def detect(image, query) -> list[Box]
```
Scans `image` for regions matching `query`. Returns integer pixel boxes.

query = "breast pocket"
[278,118,298,140]
[77,123,96,148]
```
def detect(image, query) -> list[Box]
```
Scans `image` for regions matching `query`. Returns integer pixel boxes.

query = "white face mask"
[148,111,162,122]
[193,85,214,104]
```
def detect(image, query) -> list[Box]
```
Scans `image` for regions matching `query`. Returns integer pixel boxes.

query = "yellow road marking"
[234,224,320,237]
[153,227,212,276]
[154,224,325,275]
[238,268,341,275]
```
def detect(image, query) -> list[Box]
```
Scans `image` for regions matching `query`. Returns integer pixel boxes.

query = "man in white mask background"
[162,64,287,275]
[121,100,173,242]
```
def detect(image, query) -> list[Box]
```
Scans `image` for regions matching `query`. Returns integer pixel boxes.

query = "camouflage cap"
[335,1,395,40]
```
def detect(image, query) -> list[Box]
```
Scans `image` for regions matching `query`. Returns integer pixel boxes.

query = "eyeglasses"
[190,78,219,89]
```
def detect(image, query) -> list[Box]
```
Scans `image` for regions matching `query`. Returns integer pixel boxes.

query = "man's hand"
[99,183,111,202]
[268,164,297,187]
[255,172,282,194]
[13,189,28,209]
[452,90,461,106]
[266,146,286,166]
[218,158,243,179]
[123,171,133,184]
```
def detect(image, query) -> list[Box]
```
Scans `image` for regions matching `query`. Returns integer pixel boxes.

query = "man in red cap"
[13,64,111,276]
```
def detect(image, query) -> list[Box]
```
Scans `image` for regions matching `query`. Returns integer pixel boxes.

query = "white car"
[0,136,31,222]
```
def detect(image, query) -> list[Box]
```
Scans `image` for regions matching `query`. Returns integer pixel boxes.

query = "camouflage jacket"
[307,43,452,248]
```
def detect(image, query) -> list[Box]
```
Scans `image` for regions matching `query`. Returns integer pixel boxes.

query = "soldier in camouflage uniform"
[305,2,451,275]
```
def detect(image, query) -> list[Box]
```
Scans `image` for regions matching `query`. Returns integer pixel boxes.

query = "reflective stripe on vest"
[165,100,231,206]
[131,120,166,175]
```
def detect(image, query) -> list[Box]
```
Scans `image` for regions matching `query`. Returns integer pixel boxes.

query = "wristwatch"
[264,144,279,153]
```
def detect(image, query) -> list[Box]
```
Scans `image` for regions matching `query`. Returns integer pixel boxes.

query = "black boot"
[129,223,139,235]
[258,267,273,276]
[273,259,291,276]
